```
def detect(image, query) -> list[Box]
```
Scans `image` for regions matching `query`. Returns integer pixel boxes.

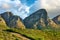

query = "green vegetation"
[0,24,60,40]
[0,25,21,40]
[6,28,60,40]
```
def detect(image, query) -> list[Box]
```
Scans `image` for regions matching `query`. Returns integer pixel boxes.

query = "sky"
[0,0,60,19]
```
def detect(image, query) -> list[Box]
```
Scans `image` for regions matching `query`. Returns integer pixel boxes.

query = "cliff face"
[23,9,60,29]
[52,15,60,24]
[23,9,48,29]
[0,12,25,29]
[0,9,60,29]
[47,18,58,28]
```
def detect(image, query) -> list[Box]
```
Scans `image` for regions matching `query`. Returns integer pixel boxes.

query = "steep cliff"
[23,9,48,29]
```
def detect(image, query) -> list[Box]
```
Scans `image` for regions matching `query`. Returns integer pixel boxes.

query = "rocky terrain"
[0,12,25,29]
[0,9,60,40]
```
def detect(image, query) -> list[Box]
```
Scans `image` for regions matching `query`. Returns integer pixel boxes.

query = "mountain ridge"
[0,12,25,29]
[0,9,60,29]
[23,9,60,29]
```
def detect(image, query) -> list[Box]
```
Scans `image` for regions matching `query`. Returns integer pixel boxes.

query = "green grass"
[0,24,60,40]
[0,25,21,40]
[6,28,60,40]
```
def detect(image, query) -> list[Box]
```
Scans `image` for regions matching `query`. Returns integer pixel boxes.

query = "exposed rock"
[0,15,6,26]
[0,12,25,29]
[23,9,48,29]
[0,9,60,29]
[23,9,60,29]
[52,15,60,24]
[48,18,58,28]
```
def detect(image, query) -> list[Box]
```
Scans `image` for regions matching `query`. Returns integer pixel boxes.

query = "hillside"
[24,9,60,29]
[0,23,30,40]
[0,9,60,40]
[5,27,60,40]
[23,9,48,29]
[0,15,6,26]
[0,23,60,40]
[0,12,25,29]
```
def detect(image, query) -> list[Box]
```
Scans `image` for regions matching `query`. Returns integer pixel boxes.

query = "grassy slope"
[0,24,60,40]
[7,28,60,40]
[0,25,22,40]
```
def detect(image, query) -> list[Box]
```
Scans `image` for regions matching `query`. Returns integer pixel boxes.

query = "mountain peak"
[1,12,13,16]
[23,9,48,29]
[52,15,60,24]
[0,12,25,29]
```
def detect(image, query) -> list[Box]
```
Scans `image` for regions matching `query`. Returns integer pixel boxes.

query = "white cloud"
[2,3,10,9]
[0,0,31,19]
[39,0,60,18]
[41,0,60,10]
[18,5,30,13]
[1,0,60,19]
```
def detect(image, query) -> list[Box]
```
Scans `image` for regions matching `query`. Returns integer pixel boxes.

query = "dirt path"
[11,33,30,40]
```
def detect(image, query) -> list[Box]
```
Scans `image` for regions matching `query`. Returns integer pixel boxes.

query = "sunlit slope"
[7,28,60,40]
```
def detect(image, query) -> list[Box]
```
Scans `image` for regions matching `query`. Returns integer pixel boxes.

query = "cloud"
[18,5,30,13]
[41,0,60,10]
[2,3,10,9]
[40,0,60,18]
[0,0,32,19]
[1,0,60,19]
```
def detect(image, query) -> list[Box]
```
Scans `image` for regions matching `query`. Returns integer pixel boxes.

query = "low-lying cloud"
[41,0,60,18]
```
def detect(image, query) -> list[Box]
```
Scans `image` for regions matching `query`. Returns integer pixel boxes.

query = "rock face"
[0,9,59,29]
[0,12,25,29]
[23,9,60,29]
[52,15,60,24]
[23,9,48,29]
[0,15,6,26]
[47,18,58,28]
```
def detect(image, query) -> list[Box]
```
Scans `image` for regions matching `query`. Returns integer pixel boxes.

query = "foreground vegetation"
[0,25,21,40]
[6,28,60,40]
[0,24,60,40]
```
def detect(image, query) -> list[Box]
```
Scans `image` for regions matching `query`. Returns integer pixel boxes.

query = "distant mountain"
[47,18,58,28]
[0,12,25,29]
[23,9,48,29]
[23,9,59,29]
[52,15,60,24]
[0,9,60,40]
[0,9,59,29]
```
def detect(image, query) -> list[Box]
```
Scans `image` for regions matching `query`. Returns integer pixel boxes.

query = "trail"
[11,32,30,40]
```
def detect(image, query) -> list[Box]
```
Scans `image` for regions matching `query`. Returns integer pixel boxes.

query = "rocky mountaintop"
[0,9,60,29]
[23,9,48,29]
[0,12,25,29]
[52,15,60,24]
[23,9,60,29]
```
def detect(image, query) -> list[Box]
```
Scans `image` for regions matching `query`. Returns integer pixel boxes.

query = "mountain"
[0,9,60,40]
[23,9,48,29]
[52,15,60,24]
[0,12,25,29]
[23,9,59,29]
[0,15,6,26]
[47,18,58,28]
[0,9,59,29]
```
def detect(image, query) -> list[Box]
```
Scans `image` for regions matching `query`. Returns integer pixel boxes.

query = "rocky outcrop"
[0,9,60,29]
[48,18,58,28]
[23,9,48,29]
[52,15,60,24]
[0,12,25,29]
[23,9,60,29]
[0,15,6,26]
